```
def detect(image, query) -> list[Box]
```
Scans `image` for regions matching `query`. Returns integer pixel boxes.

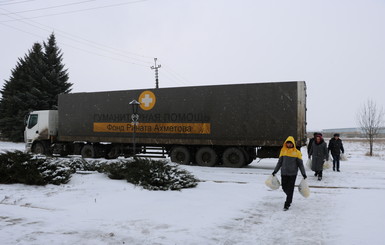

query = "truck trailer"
[24,81,307,168]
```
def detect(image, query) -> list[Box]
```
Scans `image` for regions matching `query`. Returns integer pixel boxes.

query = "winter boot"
[283,203,290,211]
[318,176,322,181]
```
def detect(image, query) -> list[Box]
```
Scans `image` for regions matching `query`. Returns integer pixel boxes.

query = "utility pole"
[151,58,161,89]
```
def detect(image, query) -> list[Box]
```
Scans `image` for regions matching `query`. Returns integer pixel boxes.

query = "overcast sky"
[1,0,384,131]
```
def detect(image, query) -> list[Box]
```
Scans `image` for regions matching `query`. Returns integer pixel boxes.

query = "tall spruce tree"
[43,33,72,106]
[0,33,72,142]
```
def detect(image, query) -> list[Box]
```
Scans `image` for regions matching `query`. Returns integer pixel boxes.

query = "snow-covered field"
[1,140,384,245]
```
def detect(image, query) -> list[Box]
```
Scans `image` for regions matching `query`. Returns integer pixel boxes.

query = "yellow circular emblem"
[139,90,156,111]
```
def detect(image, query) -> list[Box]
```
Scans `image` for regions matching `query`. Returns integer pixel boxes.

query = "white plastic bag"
[340,153,348,161]
[306,158,312,170]
[323,160,331,170]
[265,175,280,190]
[298,178,310,198]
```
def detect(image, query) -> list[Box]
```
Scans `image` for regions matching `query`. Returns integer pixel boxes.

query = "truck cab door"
[25,113,40,144]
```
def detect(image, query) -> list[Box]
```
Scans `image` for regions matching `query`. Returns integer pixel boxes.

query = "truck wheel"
[32,142,46,155]
[170,146,191,165]
[196,147,218,167]
[81,145,95,158]
[106,145,120,159]
[222,147,245,168]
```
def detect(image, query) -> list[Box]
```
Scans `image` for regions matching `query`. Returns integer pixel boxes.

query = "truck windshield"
[28,114,38,129]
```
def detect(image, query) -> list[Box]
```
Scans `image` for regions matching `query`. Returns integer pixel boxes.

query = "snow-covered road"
[0,140,384,245]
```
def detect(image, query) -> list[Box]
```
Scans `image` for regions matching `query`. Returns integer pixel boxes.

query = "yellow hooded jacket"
[273,136,306,177]
[279,136,302,159]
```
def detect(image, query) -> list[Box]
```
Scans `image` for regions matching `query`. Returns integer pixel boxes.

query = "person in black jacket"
[328,133,344,172]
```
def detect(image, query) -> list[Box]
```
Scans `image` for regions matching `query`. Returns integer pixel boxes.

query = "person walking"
[307,132,319,157]
[272,136,307,211]
[328,133,344,172]
[309,133,329,181]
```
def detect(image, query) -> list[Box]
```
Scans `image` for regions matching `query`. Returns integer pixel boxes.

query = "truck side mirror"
[24,114,29,126]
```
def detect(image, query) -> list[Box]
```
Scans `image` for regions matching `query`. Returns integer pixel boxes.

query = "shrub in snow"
[65,157,101,172]
[38,158,73,185]
[0,151,72,185]
[0,151,199,190]
[100,158,199,191]
[0,151,44,185]
[97,159,131,179]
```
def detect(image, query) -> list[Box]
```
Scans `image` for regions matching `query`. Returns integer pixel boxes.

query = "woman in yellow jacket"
[272,136,307,211]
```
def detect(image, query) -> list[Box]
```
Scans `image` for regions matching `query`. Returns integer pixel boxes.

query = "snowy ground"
[0,140,384,245]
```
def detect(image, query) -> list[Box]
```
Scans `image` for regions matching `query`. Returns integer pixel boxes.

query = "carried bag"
[306,158,312,170]
[298,178,310,198]
[323,160,331,170]
[340,153,348,161]
[265,175,280,190]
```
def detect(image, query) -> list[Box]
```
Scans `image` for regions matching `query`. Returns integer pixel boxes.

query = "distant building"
[308,128,385,138]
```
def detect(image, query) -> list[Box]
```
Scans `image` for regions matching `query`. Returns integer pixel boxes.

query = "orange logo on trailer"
[139,91,156,111]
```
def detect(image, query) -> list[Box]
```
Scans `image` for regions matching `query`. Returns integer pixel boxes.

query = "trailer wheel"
[81,145,95,158]
[32,142,46,155]
[106,145,120,159]
[196,147,218,167]
[222,147,245,168]
[170,146,191,165]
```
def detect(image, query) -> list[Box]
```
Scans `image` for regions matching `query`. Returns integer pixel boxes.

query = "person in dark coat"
[309,134,329,181]
[307,132,319,156]
[272,136,307,211]
[328,133,344,172]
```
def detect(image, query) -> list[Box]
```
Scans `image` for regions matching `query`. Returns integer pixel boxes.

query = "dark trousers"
[281,175,297,207]
[315,170,323,177]
[332,154,340,170]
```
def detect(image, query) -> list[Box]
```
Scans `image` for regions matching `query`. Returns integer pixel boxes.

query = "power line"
[1,21,149,68]
[0,0,95,15]
[162,63,190,83]
[51,27,154,61]
[2,21,191,86]
[1,20,151,68]
[0,21,42,38]
[0,7,154,63]
[161,69,189,86]
[0,1,192,85]
[58,41,150,68]
[1,21,151,67]
[0,0,34,6]
[0,0,149,22]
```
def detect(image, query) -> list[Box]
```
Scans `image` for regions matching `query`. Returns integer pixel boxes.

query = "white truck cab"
[25,110,58,154]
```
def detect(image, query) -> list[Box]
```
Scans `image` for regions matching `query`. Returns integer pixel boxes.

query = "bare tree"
[357,99,384,156]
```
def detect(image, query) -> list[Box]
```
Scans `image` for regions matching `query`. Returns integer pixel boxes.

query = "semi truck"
[24,81,307,168]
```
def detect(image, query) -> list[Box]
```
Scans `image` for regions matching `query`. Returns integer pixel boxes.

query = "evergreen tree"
[0,43,45,141]
[43,33,72,106]
[0,33,72,142]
